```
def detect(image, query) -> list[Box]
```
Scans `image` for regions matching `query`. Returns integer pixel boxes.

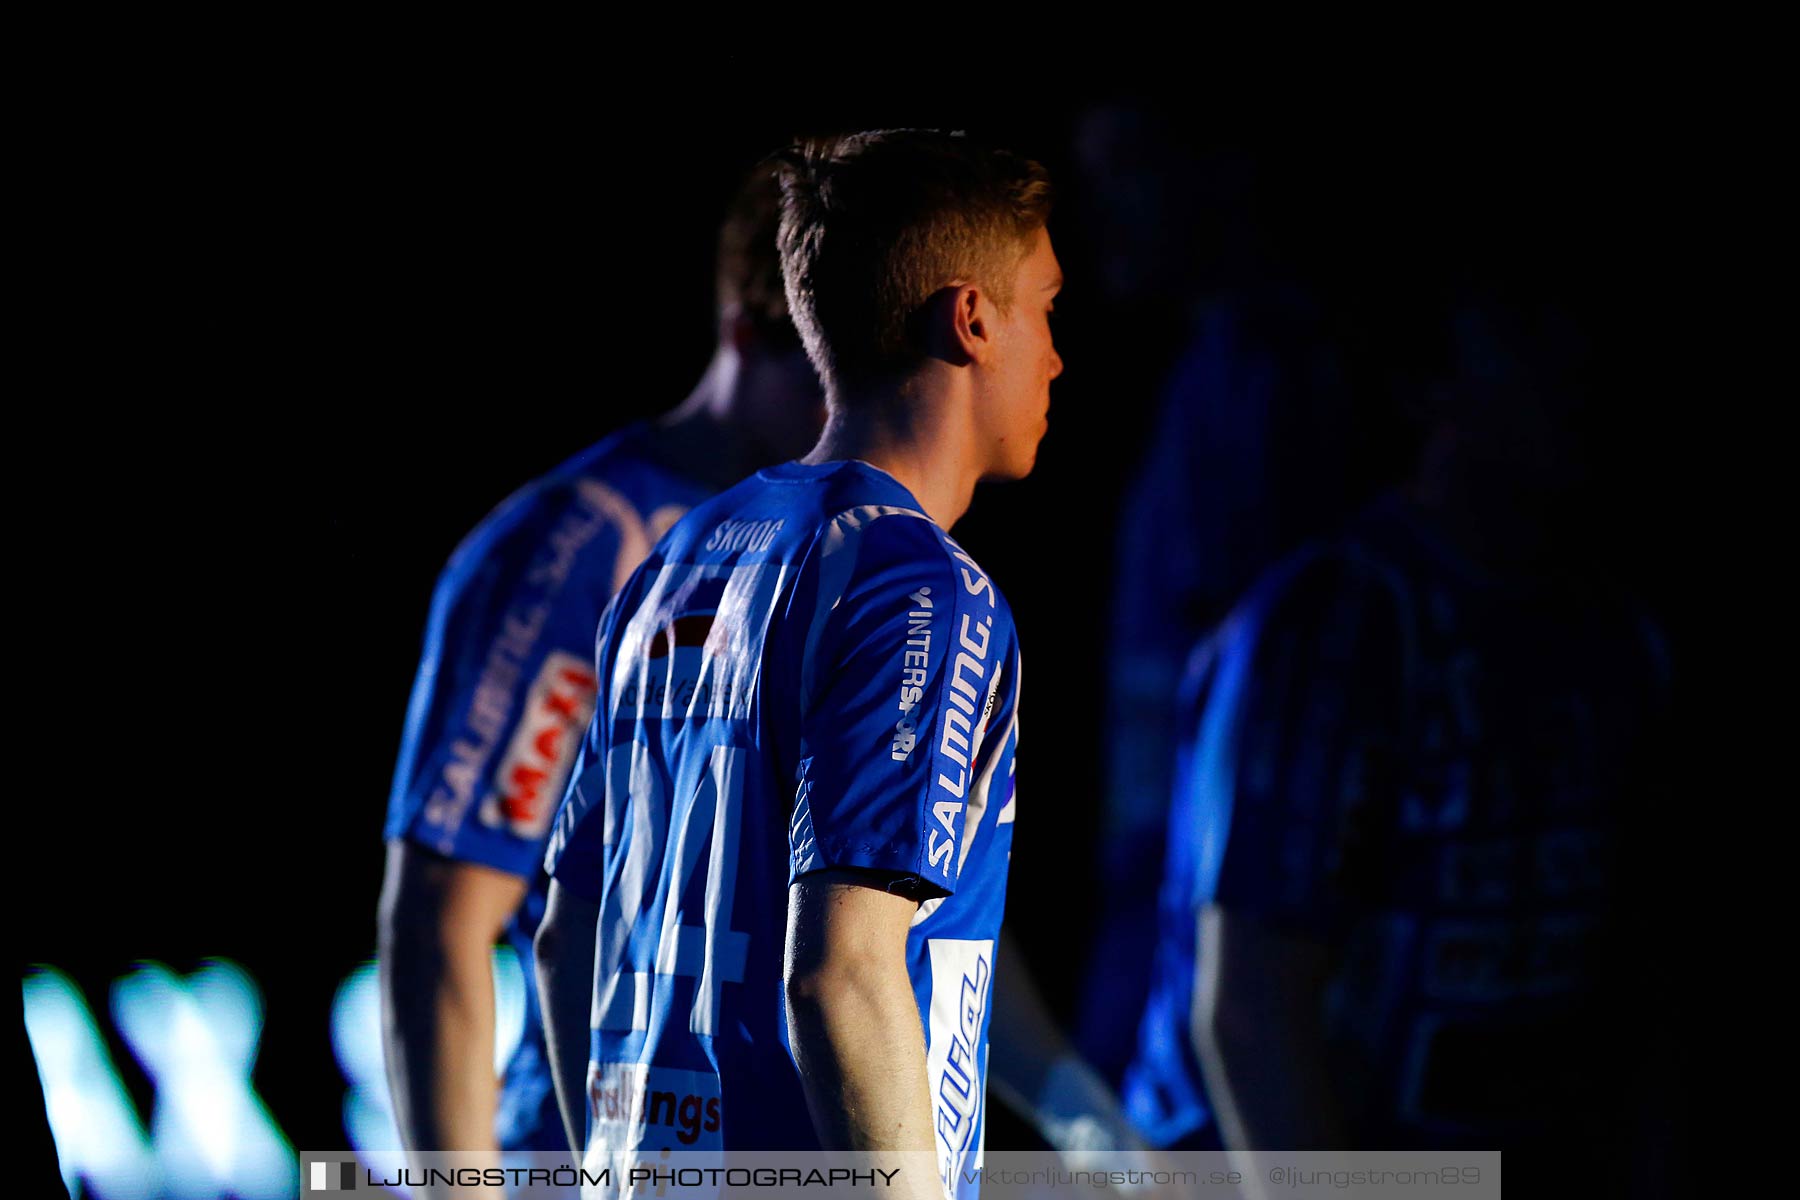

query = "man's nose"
[1049,346,1064,380]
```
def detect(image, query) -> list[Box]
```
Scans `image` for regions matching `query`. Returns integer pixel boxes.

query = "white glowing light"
[108,960,297,1200]
[23,968,160,1200]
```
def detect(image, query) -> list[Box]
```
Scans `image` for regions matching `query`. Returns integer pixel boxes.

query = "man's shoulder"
[446,425,715,577]
[1201,518,1414,689]
[544,424,717,520]
[1231,538,1386,632]
[818,496,1005,617]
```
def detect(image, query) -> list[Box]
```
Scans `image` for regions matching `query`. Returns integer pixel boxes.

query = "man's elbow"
[1194,973,1336,1095]
[783,943,895,1018]
[377,855,438,966]
[783,962,851,1055]
[783,871,918,1029]
[535,884,599,985]
[1192,973,1271,1088]
[782,963,833,1015]
[1192,997,1229,1068]
[376,856,481,985]
[533,908,568,974]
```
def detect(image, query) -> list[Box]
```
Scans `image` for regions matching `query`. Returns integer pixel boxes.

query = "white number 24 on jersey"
[593,741,751,1039]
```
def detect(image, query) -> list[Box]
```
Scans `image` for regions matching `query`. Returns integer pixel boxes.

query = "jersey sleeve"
[384,481,622,880]
[1184,552,1408,939]
[786,513,1009,898]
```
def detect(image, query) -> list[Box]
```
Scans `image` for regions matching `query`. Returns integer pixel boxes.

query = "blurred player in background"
[1066,104,1359,1083]
[376,167,824,1182]
[1121,292,1672,1192]
[536,130,1135,1193]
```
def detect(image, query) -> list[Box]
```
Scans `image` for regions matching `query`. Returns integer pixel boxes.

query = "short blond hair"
[771,130,1052,400]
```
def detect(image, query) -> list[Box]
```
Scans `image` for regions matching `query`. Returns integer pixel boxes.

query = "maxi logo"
[480,650,599,838]
[417,481,684,841]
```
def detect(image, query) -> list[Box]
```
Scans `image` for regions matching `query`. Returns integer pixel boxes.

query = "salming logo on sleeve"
[420,605,550,834]
[927,551,998,873]
[410,476,685,845]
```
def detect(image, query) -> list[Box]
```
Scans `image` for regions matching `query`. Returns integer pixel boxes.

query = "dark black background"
[27,60,1728,1166]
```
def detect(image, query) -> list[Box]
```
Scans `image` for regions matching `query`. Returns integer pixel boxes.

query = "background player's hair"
[770,129,1053,402]
[717,164,801,349]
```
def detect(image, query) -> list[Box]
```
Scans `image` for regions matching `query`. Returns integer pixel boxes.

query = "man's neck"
[801,380,980,529]
[651,349,775,490]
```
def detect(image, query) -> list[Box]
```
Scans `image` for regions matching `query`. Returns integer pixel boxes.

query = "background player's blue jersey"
[546,460,1020,1193]
[1121,493,1667,1149]
[1078,291,1353,1083]
[385,423,716,1149]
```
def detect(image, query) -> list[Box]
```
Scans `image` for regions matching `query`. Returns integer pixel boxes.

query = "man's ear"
[921,283,983,367]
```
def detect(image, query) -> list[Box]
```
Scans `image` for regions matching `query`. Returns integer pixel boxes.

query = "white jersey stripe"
[799,505,930,732]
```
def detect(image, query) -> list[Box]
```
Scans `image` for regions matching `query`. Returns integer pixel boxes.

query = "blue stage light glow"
[26,961,296,1200]
[24,968,160,1200]
[26,947,527,1200]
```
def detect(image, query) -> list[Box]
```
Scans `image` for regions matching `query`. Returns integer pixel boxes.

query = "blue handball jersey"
[545,460,1021,1191]
[385,423,717,1150]
[1121,494,1668,1150]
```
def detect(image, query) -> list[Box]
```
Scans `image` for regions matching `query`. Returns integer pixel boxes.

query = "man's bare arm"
[785,868,939,1197]
[376,840,527,1192]
[535,879,600,1157]
[986,930,1145,1159]
[1191,904,1347,1151]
